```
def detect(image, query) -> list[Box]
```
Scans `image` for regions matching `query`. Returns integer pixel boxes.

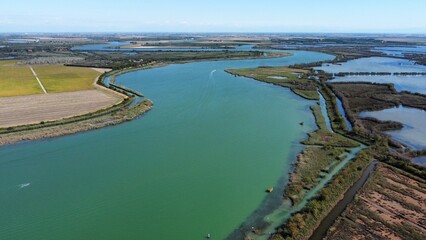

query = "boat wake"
[209,69,217,78]
[18,183,31,189]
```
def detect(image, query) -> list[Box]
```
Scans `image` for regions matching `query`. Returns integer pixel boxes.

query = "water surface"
[0,51,334,240]
[413,156,426,166]
[318,57,426,94]
[360,106,426,150]
[317,57,426,73]
[374,46,426,56]
[331,75,426,94]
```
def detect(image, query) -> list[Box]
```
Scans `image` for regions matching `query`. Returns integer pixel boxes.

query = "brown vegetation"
[325,163,426,240]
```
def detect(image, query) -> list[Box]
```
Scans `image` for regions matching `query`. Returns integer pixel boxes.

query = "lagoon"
[360,106,426,150]
[0,51,333,239]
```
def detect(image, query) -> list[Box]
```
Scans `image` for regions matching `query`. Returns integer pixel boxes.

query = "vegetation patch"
[0,60,43,97]
[273,146,374,240]
[325,163,426,240]
[32,65,99,93]
[226,66,319,100]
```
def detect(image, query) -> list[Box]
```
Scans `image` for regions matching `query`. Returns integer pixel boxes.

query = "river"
[0,50,334,240]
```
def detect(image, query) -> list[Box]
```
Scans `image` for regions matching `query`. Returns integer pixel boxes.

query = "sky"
[1,0,426,33]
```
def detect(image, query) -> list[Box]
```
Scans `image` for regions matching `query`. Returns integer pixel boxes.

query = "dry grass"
[0,90,121,128]
[325,163,426,240]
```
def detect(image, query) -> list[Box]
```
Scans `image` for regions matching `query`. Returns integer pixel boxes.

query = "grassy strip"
[225,67,319,100]
[272,147,373,240]
[319,82,348,133]
[303,106,359,147]
[0,99,153,146]
[0,96,132,135]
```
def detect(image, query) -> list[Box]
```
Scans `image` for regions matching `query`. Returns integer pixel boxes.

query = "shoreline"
[223,65,377,239]
[0,98,153,147]
[0,52,293,147]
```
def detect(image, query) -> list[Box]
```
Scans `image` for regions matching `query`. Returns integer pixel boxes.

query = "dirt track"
[0,90,121,128]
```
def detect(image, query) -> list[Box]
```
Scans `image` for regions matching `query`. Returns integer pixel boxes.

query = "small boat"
[206,233,211,238]
[266,187,273,193]
[299,122,304,126]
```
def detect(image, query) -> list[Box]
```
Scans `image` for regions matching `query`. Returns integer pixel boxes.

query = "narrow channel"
[335,96,353,131]
[318,90,334,132]
[309,161,377,240]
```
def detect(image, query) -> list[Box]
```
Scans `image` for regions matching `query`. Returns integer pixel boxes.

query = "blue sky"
[1,0,425,33]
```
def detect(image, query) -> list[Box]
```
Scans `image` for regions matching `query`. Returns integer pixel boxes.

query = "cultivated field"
[32,65,99,93]
[0,90,121,128]
[0,60,43,96]
[325,163,426,240]
[0,60,101,96]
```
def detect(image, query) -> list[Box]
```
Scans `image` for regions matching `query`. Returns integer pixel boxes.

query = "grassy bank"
[224,64,373,240]
[226,66,319,100]
[274,146,373,240]
[0,98,153,146]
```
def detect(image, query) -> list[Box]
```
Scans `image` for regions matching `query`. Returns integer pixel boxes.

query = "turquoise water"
[0,51,333,240]
[249,145,365,240]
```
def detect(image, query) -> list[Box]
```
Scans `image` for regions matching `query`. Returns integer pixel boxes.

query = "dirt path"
[29,66,48,94]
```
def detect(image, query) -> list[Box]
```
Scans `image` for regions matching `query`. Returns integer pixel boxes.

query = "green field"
[32,65,99,93]
[0,60,100,97]
[0,60,43,97]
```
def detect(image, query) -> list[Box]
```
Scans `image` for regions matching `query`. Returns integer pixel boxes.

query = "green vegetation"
[0,60,43,97]
[319,83,348,133]
[72,51,289,69]
[286,105,359,204]
[274,147,373,240]
[303,106,358,147]
[0,96,131,135]
[0,60,101,96]
[226,66,319,100]
[32,65,99,93]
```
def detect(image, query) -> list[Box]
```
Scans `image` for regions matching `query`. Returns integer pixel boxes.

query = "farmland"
[0,60,101,96]
[0,60,43,96]
[32,65,99,93]
[0,90,121,128]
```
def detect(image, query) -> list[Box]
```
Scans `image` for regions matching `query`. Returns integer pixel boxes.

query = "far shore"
[0,51,292,147]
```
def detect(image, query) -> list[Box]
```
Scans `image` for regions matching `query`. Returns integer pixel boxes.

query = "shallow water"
[72,41,254,52]
[360,106,426,150]
[317,57,426,73]
[331,75,426,94]
[250,145,365,240]
[0,51,334,240]
[373,46,426,57]
[318,91,333,132]
[413,157,426,166]
[335,97,352,131]
[318,57,426,94]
